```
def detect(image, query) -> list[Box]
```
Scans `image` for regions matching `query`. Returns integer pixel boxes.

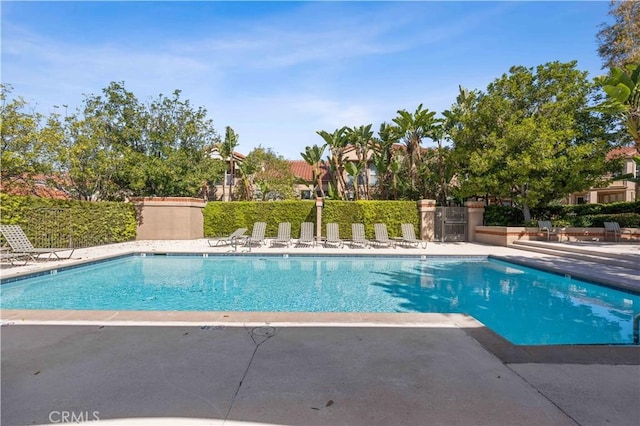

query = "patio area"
[1,240,639,425]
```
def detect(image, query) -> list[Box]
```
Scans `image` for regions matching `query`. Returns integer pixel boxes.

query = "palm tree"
[347,124,374,199]
[371,122,399,199]
[392,104,438,192]
[429,120,449,204]
[596,63,640,199]
[300,144,326,198]
[389,155,402,200]
[317,127,349,200]
[218,126,239,201]
[345,161,365,200]
[597,64,640,149]
[235,159,257,201]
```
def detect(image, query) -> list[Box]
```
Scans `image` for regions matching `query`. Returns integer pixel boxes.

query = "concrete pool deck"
[1,240,639,425]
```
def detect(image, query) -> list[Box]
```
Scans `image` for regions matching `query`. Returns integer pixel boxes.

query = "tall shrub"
[0,194,137,247]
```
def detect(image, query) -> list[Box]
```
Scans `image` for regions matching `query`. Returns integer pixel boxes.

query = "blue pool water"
[1,255,638,346]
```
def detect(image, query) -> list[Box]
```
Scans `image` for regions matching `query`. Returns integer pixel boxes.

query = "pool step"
[511,241,640,271]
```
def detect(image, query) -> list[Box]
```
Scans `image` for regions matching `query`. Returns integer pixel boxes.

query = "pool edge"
[2,310,638,365]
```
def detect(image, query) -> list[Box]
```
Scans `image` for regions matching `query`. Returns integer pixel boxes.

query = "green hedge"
[533,201,640,220]
[484,205,524,226]
[203,200,420,239]
[569,213,640,228]
[0,194,137,247]
[204,201,316,238]
[485,201,640,227]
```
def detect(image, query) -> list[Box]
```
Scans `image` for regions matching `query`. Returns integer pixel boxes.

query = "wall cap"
[130,197,206,207]
[464,201,485,209]
[417,199,436,211]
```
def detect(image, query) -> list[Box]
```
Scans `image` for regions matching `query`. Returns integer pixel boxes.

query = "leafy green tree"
[300,144,326,198]
[58,113,122,200]
[317,127,349,200]
[59,83,219,199]
[141,90,219,197]
[73,82,146,199]
[392,104,438,194]
[448,61,619,220]
[1,85,63,194]
[597,1,640,69]
[244,146,296,200]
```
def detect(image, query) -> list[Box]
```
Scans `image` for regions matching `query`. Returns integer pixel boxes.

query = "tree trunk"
[229,159,234,201]
[522,204,532,222]
[221,175,226,202]
[437,140,447,205]
[337,166,348,200]
[363,162,370,200]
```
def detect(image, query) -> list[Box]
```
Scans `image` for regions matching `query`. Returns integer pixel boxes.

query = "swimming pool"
[1,255,638,345]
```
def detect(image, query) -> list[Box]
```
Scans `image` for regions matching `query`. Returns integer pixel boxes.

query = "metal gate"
[434,207,467,242]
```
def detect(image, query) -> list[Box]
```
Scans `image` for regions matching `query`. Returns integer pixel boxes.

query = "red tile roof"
[289,161,330,183]
[607,146,638,160]
[1,175,71,199]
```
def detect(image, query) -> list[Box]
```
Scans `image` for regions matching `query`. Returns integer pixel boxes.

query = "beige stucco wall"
[417,199,436,241]
[133,197,206,240]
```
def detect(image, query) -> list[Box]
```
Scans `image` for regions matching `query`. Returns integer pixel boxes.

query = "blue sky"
[2,1,612,159]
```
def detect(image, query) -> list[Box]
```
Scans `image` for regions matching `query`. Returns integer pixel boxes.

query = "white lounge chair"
[296,222,315,247]
[208,228,247,247]
[372,223,396,248]
[350,223,369,248]
[0,224,74,261]
[271,222,291,247]
[241,222,266,248]
[397,223,427,248]
[324,223,344,248]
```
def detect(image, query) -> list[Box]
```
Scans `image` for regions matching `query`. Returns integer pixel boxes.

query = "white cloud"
[3,1,603,160]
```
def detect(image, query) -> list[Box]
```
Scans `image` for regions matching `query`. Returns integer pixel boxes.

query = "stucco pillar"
[417,199,436,241]
[316,198,323,241]
[465,201,485,243]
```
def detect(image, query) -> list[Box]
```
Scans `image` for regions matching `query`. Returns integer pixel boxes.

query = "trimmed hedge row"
[536,201,640,219]
[568,213,640,228]
[0,194,137,247]
[203,200,420,239]
[325,200,419,238]
[204,201,316,238]
[484,202,640,227]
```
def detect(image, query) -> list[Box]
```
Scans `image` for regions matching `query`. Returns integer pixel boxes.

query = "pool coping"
[2,310,638,365]
[2,251,639,365]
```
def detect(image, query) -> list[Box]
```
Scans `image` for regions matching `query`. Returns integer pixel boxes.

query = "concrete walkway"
[3,324,638,426]
[1,240,639,425]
